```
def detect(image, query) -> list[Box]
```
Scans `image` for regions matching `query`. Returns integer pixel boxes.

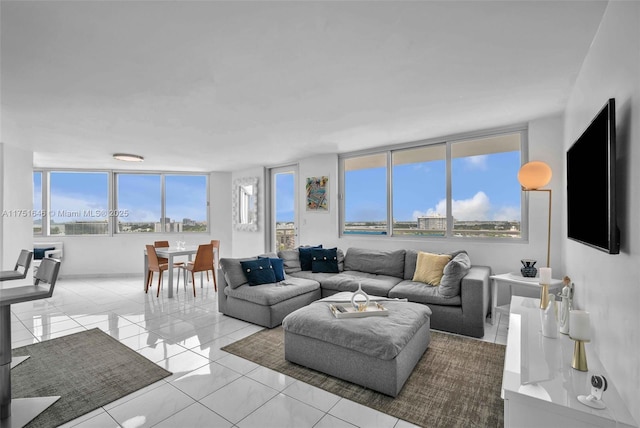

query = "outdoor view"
[342,133,523,238]
[33,172,208,235]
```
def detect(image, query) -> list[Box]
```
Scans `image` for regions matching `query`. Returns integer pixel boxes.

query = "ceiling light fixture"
[113,153,144,162]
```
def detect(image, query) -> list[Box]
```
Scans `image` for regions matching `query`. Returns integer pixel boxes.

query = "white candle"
[570,310,591,341]
[539,267,552,284]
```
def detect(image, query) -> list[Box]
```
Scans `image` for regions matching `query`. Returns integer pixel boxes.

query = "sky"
[34,172,207,223]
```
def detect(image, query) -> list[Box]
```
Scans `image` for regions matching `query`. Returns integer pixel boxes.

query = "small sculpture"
[559,276,573,335]
[520,259,538,278]
[351,283,370,312]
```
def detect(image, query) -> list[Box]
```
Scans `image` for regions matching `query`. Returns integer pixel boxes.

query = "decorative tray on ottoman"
[328,303,389,318]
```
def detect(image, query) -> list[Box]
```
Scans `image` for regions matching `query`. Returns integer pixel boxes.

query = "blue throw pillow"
[311,247,339,273]
[299,245,322,271]
[240,258,276,286]
[258,256,286,282]
[34,247,55,260]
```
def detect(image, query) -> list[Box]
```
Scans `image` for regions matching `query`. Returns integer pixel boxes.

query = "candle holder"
[539,283,549,309]
[570,338,589,371]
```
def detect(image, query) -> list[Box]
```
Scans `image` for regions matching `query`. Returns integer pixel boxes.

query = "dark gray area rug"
[222,326,505,428]
[11,328,172,428]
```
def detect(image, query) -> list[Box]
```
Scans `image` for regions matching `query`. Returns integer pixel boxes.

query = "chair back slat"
[16,249,33,272]
[146,245,161,270]
[154,241,170,248]
[192,243,214,271]
[34,258,61,298]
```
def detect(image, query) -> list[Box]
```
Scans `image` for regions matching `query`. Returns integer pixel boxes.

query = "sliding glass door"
[269,165,298,251]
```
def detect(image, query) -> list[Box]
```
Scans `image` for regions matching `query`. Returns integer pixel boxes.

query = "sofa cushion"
[404,249,468,280]
[439,251,471,298]
[344,248,405,279]
[259,256,286,282]
[279,249,301,274]
[412,252,451,285]
[224,277,320,306]
[299,245,323,271]
[311,248,339,273]
[241,258,277,286]
[319,271,402,296]
[389,280,462,306]
[220,256,258,289]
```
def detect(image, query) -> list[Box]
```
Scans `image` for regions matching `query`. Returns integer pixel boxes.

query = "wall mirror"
[233,177,258,231]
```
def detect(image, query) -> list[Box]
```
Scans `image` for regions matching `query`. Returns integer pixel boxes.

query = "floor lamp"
[518,161,552,268]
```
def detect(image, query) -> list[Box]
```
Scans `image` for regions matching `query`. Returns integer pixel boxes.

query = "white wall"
[563,1,640,423]
[0,143,34,283]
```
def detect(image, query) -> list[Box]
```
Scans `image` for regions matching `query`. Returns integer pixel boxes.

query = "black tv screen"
[566,98,619,254]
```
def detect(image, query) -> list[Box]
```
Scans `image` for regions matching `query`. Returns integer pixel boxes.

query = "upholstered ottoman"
[282,299,432,397]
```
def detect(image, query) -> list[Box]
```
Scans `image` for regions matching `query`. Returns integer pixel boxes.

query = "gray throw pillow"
[439,251,471,298]
[278,249,301,274]
[220,257,257,289]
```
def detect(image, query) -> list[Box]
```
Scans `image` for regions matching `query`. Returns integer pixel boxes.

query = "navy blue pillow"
[299,245,323,271]
[258,256,286,282]
[311,248,339,273]
[34,247,55,260]
[240,258,276,286]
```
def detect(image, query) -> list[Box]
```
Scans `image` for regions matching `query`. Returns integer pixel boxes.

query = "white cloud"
[463,155,488,171]
[412,191,519,222]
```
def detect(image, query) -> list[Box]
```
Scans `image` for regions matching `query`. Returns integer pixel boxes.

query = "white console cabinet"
[502,296,636,428]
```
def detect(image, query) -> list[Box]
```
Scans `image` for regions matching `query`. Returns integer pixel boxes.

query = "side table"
[489,272,562,325]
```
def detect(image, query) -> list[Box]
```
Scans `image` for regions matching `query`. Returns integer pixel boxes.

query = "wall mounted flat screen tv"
[566,98,619,254]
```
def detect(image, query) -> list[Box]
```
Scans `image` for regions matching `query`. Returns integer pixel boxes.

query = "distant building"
[65,221,108,235]
[417,214,446,230]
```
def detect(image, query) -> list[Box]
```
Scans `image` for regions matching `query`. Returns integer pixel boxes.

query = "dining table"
[143,246,198,298]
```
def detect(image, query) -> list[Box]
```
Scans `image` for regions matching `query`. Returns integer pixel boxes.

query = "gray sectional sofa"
[217,247,491,338]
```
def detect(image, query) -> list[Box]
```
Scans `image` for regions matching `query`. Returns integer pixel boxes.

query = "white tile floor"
[9,275,509,428]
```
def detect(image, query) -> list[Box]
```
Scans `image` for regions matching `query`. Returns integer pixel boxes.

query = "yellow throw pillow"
[412,252,452,286]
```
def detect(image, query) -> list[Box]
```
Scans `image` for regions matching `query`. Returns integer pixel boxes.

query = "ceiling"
[1,1,607,172]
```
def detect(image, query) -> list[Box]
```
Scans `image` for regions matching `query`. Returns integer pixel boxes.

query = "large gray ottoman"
[282,300,432,397]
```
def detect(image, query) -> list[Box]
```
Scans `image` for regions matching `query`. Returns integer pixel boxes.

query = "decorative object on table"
[306,176,329,211]
[538,267,552,309]
[351,282,370,311]
[517,160,553,268]
[520,259,537,278]
[578,375,608,409]
[569,310,591,371]
[329,302,389,318]
[558,276,574,335]
[539,293,558,338]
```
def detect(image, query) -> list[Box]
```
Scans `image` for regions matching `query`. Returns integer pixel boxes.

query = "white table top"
[502,296,636,427]
[491,272,563,287]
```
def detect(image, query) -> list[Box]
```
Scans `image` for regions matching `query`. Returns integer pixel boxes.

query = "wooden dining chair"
[177,243,214,297]
[146,245,169,297]
[153,241,170,265]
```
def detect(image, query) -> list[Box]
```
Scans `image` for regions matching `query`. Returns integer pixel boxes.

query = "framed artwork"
[306,176,328,211]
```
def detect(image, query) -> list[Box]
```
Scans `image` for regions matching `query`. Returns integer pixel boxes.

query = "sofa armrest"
[460,265,491,337]
[217,268,229,313]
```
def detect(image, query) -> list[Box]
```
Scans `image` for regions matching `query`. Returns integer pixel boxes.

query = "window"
[392,145,446,237]
[116,174,161,233]
[340,129,524,239]
[343,153,388,235]
[451,134,521,238]
[49,171,109,235]
[165,175,208,232]
[116,173,208,233]
[33,171,209,236]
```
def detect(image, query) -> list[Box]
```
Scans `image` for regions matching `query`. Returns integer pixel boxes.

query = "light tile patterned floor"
[9,275,508,427]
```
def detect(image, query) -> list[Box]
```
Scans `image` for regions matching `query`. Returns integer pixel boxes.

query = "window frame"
[339,125,528,242]
[33,169,210,236]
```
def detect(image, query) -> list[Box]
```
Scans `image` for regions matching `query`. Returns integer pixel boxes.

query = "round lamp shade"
[518,161,552,190]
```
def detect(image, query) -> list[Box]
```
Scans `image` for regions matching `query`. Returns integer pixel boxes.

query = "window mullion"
[387,151,392,237]
[446,142,453,237]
